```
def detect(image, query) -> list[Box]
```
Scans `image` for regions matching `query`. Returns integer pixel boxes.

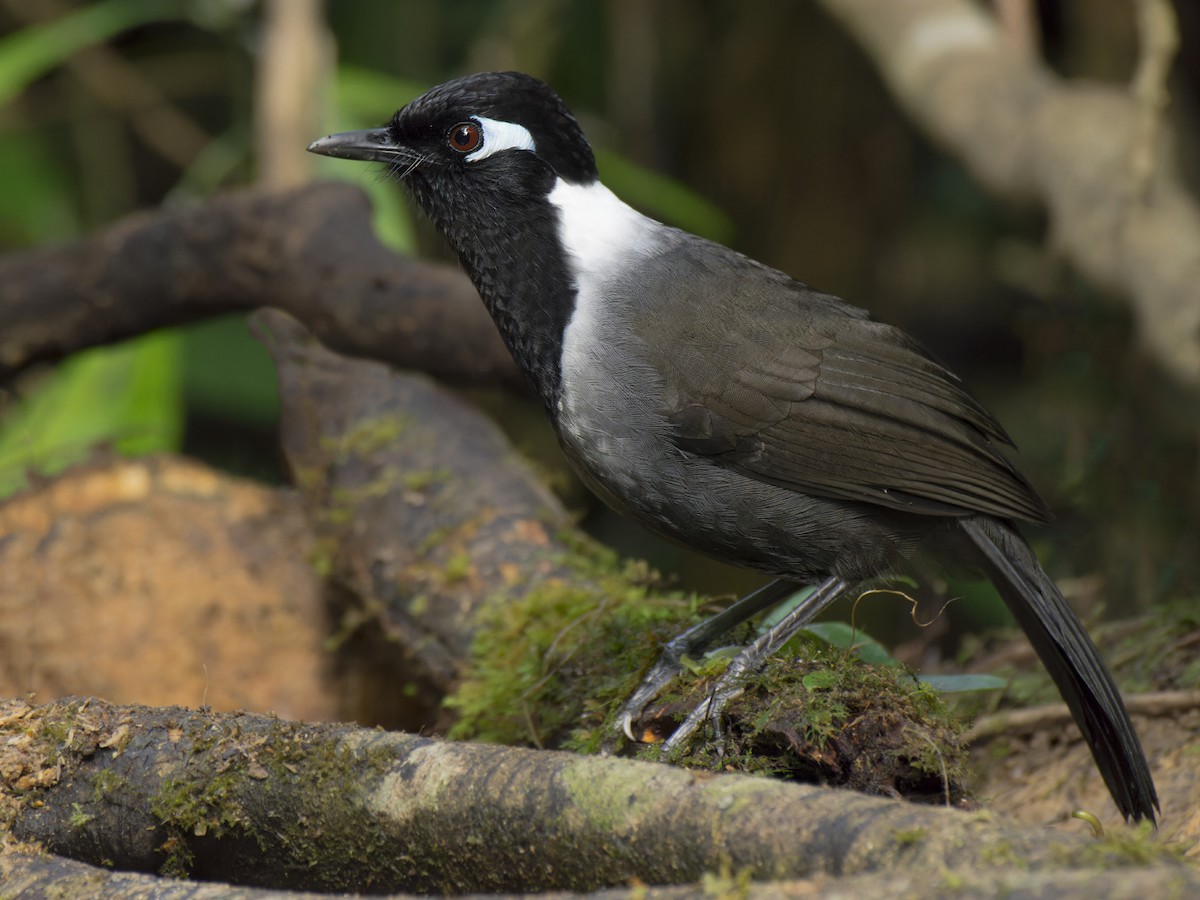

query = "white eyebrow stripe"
[467,116,536,162]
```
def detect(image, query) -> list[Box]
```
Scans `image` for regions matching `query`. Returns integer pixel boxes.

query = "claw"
[617,580,801,745]
[621,711,637,742]
[616,578,845,750]
[616,658,681,743]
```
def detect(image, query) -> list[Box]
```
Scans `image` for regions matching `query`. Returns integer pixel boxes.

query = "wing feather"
[641,244,1050,523]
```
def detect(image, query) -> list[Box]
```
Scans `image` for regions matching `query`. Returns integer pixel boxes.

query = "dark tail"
[959,516,1159,824]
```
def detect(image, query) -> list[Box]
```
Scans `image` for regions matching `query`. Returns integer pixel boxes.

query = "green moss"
[90,768,127,803]
[323,413,409,457]
[157,835,195,880]
[699,860,754,900]
[662,638,969,787]
[1074,820,1183,868]
[641,635,971,800]
[445,534,701,748]
[559,756,679,834]
[151,767,248,841]
[446,536,970,802]
[403,468,451,491]
[309,536,338,579]
[69,802,94,829]
[145,718,398,885]
[409,593,431,617]
[892,827,927,846]
[443,551,472,583]
[146,717,263,876]
[939,869,967,890]
[289,464,323,493]
[328,466,404,508]
[261,730,400,889]
[415,525,453,555]
[33,702,81,753]
[980,839,1026,869]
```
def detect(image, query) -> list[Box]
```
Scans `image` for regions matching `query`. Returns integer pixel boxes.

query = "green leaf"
[802,621,898,667]
[0,134,80,243]
[801,670,838,691]
[0,0,180,108]
[915,673,1007,694]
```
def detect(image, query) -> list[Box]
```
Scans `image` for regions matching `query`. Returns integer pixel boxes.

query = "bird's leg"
[619,578,802,740]
[660,575,851,752]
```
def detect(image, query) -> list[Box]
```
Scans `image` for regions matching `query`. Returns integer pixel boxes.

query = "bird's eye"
[447,122,483,154]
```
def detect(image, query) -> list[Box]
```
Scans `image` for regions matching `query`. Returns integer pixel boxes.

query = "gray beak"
[306,128,399,163]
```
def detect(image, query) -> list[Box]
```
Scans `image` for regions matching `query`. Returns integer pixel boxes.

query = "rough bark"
[0,183,520,390]
[1,697,1186,897]
[256,309,587,728]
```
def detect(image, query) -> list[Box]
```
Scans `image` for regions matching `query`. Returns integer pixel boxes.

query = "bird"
[308,71,1158,823]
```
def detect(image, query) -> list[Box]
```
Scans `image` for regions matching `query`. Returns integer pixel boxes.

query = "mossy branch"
[2,697,1186,896]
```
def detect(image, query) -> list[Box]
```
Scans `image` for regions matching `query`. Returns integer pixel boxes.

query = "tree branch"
[256,309,571,726]
[0,184,521,390]
[3,697,1185,896]
[819,0,1200,388]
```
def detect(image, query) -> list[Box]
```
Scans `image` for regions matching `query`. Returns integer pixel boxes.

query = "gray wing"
[641,246,1051,523]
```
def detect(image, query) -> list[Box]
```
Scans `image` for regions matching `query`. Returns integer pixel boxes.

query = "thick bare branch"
[0,184,521,390]
[819,0,1200,388]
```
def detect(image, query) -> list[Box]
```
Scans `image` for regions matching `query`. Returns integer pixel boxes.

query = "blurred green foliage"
[0,330,182,496]
[0,0,172,106]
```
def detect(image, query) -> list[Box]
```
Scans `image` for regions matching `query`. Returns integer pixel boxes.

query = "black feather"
[959,517,1159,823]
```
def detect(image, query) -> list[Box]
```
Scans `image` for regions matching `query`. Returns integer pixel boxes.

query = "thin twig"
[966,689,1200,742]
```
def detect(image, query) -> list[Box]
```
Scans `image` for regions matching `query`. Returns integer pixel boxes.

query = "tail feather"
[959,516,1159,824]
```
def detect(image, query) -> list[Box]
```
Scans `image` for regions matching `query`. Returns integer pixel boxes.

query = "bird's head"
[308,71,598,238]
[308,72,628,406]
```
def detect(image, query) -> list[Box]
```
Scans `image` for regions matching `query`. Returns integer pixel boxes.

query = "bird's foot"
[617,579,806,743]
[618,639,764,752]
[618,654,687,741]
[658,654,756,752]
[624,576,851,752]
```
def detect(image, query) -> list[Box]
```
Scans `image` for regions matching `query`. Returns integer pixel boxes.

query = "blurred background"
[1,0,1198,645]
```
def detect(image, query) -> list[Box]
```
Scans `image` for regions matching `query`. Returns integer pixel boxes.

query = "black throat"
[406,162,577,413]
